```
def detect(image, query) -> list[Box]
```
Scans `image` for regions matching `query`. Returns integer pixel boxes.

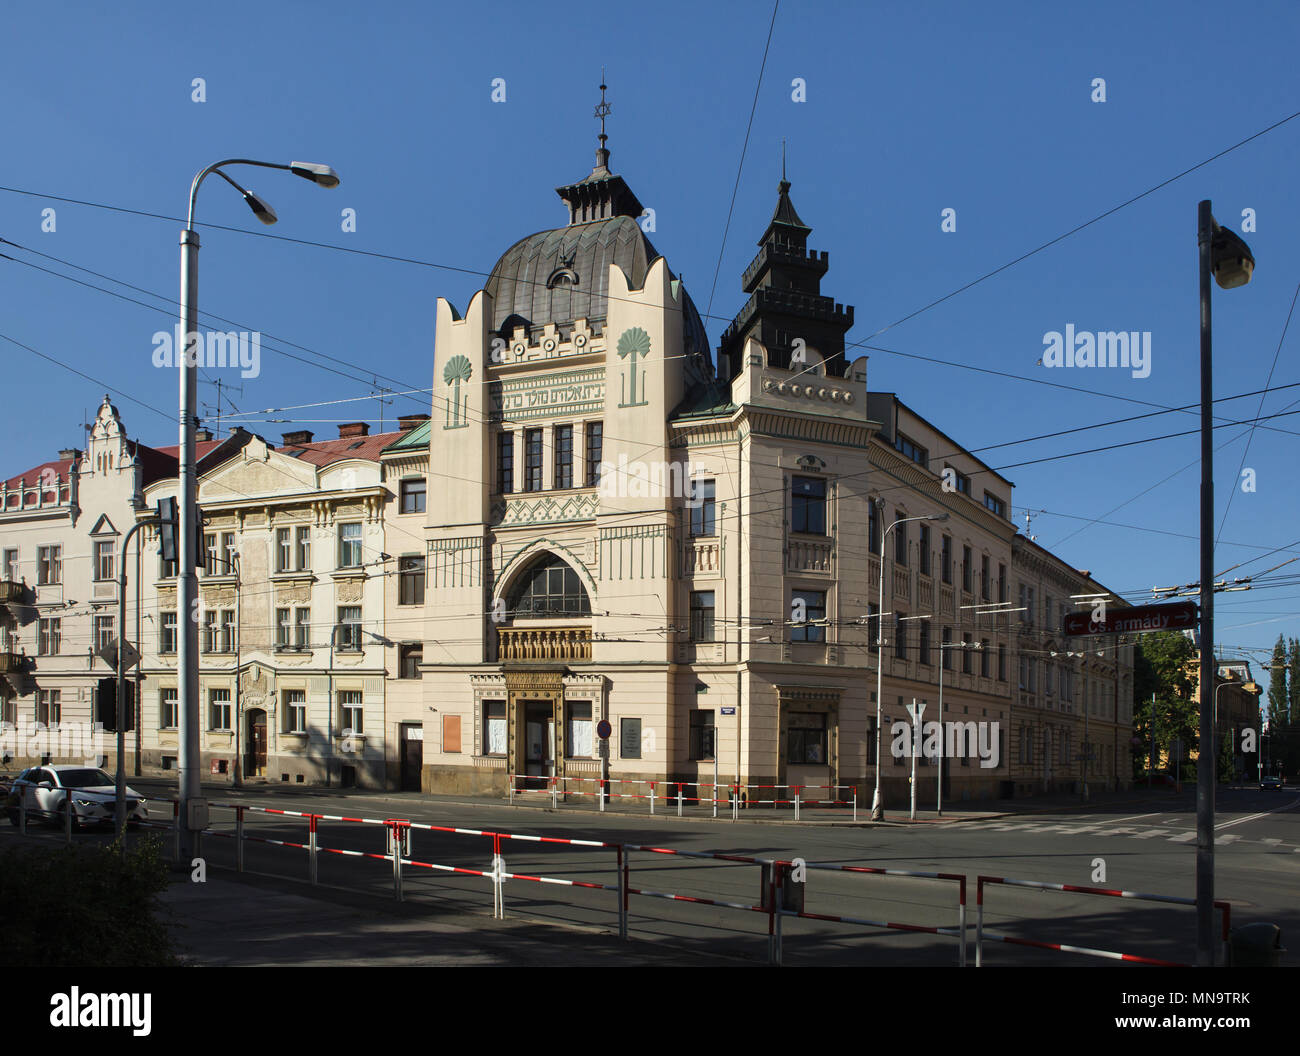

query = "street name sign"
[1062,600,1197,637]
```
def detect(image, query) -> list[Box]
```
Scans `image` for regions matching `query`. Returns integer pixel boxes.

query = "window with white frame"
[483,700,506,755]
[37,545,61,585]
[209,688,231,731]
[276,528,292,572]
[160,611,177,654]
[203,610,218,653]
[220,610,235,653]
[2,548,17,581]
[338,523,362,568]
[36,689,61,725]
[295,608,311,649]
[94,540,115,582]
[339,690,363,736]
[94,615,114,652]
[160,687,178,729]
[566,701,593,757]
[37,617,61,656]
[295,526,311,570]
[337,607,362,651]
[276,608,292,649]
[284,689,307,733]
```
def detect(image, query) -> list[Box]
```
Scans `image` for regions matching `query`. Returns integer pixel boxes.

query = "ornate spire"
[593,70,612,172]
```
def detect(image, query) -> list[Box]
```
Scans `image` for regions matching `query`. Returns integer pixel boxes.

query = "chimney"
[397,413,430,431]
[195,428,213,442]
[281,430,314,446]
[338,422,370,439]
[58,448,81,462]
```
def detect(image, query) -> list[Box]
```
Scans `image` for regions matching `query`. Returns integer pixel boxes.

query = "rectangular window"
[399,644,424,679]
[1020,657,1029,691]
[918,620,931,666]
[980,639,991,677]
[160,612,177,654]
[868,603,880,655]
[919,523,931,576]
[337,606,362,651]
[894,432,928,467]
[894,613,908,660]
[790,589,826,643]
[981,555,990,600]
[941,536,952,584]
[1027,587,1036,626]
[868,503,880,555]
[276,528,291,572]
[497,432,514,494]
[2,548,17,581]
[338,523,362,568]
[203,610,217,653]
[962,545,972,593]
[998,563,1007,604]
[983,491,1006,518]
[339,690,363,736]
[95,615,114,652]
[894,512,908,566]
[399,556,426,606]
[276,608,291,649]
[220,610,235,653]
[222,532,236,574]
[689,710,716,760]
[295,526,311,571]
[203,533,217,577]
[37,545,61,585]
[1029,659,1038,693]
[37,689,61,725]
[400,477,427,514]
[949,469,971,495]
[284,689,306,734]
[791,476,827,535]
[209,688,231,731]
[787,712,828,764]
[160,688,178,730]
[689,479,716,537]
[962,633,973,674]
[585,422,603,487]
[690,590,716,642]
[524,429,543,491]
[566,701,592,758]
[620,717,642,759]
[998,643,1007,681]
[554,425,574,489]
[295,608,311,649]
[483,700,506,755]
[37,617,61,656]
[94,540,115,582]
[941,626,952,669]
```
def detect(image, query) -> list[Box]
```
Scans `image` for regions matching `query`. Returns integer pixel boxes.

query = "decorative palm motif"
[443,355,472,427]
[616,327,651,407]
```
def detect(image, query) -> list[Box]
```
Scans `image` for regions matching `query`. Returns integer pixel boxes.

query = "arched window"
[506,554,591,617]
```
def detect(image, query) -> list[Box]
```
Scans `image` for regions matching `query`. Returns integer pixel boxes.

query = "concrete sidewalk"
[163,867,742,967]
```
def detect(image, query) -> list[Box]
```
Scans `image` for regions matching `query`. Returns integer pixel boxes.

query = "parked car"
[1260,775,1283,790]
[1142,770,1178,787]
[4,765,147,829]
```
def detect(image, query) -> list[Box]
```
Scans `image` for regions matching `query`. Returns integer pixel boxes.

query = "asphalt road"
[10,781,1297,967]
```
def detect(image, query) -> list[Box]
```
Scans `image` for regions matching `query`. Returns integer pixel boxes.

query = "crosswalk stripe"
[1168,831,1196,842]
[1218,834,1241,844]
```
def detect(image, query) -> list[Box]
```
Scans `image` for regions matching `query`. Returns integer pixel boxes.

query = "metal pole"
[236,805,244,872]
[1082,655,1090,802]
[938,649,945,815]
[872,500,887,820]
[177,217,201,863]
[134,540,141,777]
[910,697,919,820]
[232,558,241,786]
[1195,198,1216,967]
[116,519,148,842]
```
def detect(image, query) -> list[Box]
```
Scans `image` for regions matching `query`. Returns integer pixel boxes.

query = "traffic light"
[95,677,136,733]
[157,496,177,563]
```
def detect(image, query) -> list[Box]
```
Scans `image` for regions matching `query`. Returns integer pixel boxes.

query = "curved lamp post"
[176,159,338,860]
[872,508,948,821]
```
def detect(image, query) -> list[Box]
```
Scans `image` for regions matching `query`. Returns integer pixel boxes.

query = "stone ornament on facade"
[443,354,472,429]
[616,326,651,407]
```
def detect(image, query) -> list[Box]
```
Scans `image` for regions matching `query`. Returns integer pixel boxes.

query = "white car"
[5,765,148,830]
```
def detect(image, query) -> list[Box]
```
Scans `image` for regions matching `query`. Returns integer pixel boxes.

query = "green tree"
[1132,631,1200,777]
[1288,637,1299,728]
[1268,634,1289,730]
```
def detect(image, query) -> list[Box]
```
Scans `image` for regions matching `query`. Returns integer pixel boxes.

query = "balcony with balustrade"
[498,626,592,663]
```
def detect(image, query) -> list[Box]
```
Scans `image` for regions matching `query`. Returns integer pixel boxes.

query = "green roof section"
[383,419,431,454]
[671,381,737,421]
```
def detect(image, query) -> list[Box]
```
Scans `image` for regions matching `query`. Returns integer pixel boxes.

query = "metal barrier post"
[852,786,857,823]
[509,774,515,805]
[390,820,406,902]
[599,778,606,813]
[18,800,26,836]
[551,777,558,810]
[309,814,319,886]
[767,861,778,965]
[958,878,967,967]
[975,879,983,967]
[172,800,179,863]
[621,846,631,939]
[677,783,683,817]
[712,782,718,819]
[732,784,739,821]
[235,805,244,873]
[64,800,72,844]
[794,789,801,823]
[650,781,655,816]
[616,844,627,939]
[492,833,503,919]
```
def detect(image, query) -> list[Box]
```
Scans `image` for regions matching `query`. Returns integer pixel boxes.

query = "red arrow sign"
[1062,600,1197,636]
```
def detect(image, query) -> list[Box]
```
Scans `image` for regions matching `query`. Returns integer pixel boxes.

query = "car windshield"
[57,768,114,788]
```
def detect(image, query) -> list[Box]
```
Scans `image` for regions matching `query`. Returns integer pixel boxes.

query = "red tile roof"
[276,430,405,468]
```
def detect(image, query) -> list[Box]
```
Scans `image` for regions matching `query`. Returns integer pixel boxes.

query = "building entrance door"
[400,723,423,792]
[524,701,555,788]
[247,709,266,777]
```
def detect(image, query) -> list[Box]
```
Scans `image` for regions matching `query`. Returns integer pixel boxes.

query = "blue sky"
[2,0,1297,695]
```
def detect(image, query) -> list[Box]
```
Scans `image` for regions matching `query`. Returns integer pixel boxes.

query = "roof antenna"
[782,138,787,182]
[1024,509,1037,542]
[594,68,612,170]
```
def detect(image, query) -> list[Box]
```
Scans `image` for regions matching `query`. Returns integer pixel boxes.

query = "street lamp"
[872,508,948,821]
[1194,201,1254,965]
[176,159,339,860]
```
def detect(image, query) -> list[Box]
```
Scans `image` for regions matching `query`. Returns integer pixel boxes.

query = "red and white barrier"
[976,875,1232,967]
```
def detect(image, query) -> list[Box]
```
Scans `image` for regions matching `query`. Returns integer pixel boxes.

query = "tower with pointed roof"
[718,170,854,379]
